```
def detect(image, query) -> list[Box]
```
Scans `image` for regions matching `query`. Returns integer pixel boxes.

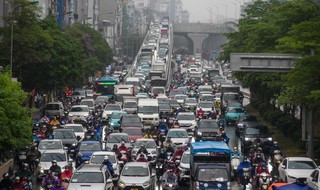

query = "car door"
[278,158,287,181]
[308,170,319,190]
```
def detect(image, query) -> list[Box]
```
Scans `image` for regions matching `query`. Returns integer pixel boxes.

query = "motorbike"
[21,176,33,190]
[61,178,70,189]
[156,158,164,180]
[118,150,128,169]
[17,147,29,168]
[172,121,180,129]
[231,155,241,179]
[272,150,283,167]
[162,171,179,190]
[218,122,225,132]
[258,172,271,190]
[240,167,251,190]
[167,117,175,127]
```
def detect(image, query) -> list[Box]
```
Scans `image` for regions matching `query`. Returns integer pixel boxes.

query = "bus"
[95,76,119,97]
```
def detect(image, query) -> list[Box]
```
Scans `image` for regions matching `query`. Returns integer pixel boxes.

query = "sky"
[181,0,251,23]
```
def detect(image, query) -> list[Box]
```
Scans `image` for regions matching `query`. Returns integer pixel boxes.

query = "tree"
[0,73,32,154]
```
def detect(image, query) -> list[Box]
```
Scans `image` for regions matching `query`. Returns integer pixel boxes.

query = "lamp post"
[10,1,38,79]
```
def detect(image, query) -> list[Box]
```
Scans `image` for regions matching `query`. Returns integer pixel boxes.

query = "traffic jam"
[10,17,318,190]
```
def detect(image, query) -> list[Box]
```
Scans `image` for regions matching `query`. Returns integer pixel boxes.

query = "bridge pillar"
[188,33,209,54]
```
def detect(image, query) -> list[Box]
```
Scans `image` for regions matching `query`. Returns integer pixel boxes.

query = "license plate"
[19,155,26,160]
[131,188,138,190]
[144,121,152,125]
[75,118,81,121]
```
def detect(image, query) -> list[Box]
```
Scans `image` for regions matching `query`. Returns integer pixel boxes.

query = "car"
[175,112,197,135]
[85,89,94,98]
[94,96,109,107]
[52,128,79,151]
[174,94,188,104]
[104,133,131,150]
[119,114,143,131]
[183,98,197,110]
[89,151,121,178]
[195,119,220,141]
[306,167,320,190]
[131,138,158,164]
[71,90,86,100]
[225,106,246,125]
[168,90,183,99]
[240,122,273,153]
[44,102,65,117]
[37,149,72,181]
[68,164,113,190]
[68,105,90,125]
[122,101,137,114]
[118,162,155,190]
[197,101,214,116]
[159,102,172,119]
[122,127,143,143]
[64,124,86,141]
[168,99,181,110]
[198,94,215,103]
[178,151,191,183]
[38,139,65,154]
[80,98,95,113]
[278,157,317,182]
[102,103,122,121]
[166,128,189,146]
[236,114,258,137]
[108,111,127,131]
[75,141,103,167]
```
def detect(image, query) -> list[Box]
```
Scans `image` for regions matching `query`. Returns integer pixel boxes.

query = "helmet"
[56,179,61,184]
[243,156,248,161]
[273,141,278,145]
[139,154,145,158]
[141,144,145,148]
[15,176,20,181]
[52,160,57,163]
[3,173,9,178]
[104,156,109,160]
[221,131,226,135]
[233,147,238,151]
[262,163,267,169]
[121,141,125,145]
[65,165,70,169]
[257,147,262,151]
[113,144,118,149]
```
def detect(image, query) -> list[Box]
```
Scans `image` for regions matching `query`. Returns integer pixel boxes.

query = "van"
[137,99,159,129]
[45,102,64,117]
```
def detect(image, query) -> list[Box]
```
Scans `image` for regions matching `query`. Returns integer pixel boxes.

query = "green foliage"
[0,73,32,152]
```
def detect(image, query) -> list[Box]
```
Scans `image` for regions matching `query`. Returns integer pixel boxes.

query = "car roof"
[80,141,101,144]
[135,138,155,142]
[53,128,74,132]
[287,157,315,162]
[64,124,83,127]
[76,164,104,172]
[92,151,116,156]
[177,112,194,115]
[40,139,63,142]
[71,105,88,108]
[124,162,149,167]
[42,149,66,154]
[199,119,217,122]
[168,128,188,132]
[109,133,129,136]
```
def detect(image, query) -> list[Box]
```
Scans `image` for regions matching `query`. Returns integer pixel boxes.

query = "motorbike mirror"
[84,161,89,164]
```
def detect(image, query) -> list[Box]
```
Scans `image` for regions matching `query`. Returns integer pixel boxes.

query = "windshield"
[185,99,197,104]
[169,91,183,97]
[70,107,89,112]
[105,105,121,111]
[153,88,165,94]
[108,135,129,143]
[197,168,228,182]
[124,102,137,108]
[199,121,218,128]
[181,153,190,164]
[90,154,116,164]
[176,114,195,120]
[159,103,170,110]
[202,96,214,101]
[53,131,76,139]
[46,104,60,110]
[167,130,188,138]
[288,161,317,169]
[80,101,94,107]
[241,116,258,122]
[134,140,157,148]
[122,129,142,136]
[227,107,244,113]
[224,94,239,101]
[198,102,212,108]
[138,106,159,114]
[86,90,93,94]
[175,95,187,100]
[198,87,212,92]
[245,127,269,135]
[125,81,139,86]
[95,97,108,104]
[122,116,141,124]
[72,91,85,96]
[111,113,125,119]
[41,153,66,162]
[79,143,101,151]
[38,141,63,150]
[71,172,104,183]
[122,166,149,177]
[65,125,83,132]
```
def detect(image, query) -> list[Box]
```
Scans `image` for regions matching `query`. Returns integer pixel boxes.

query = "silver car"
[64,124,86,141]
[131,138,158,164]
[68,105,90,124]
[118,162,155,190]
[89,151,121,178]
[68,164,113,190]
[178,151,191,183]
[38,139,65,154]
[104,133,131,150]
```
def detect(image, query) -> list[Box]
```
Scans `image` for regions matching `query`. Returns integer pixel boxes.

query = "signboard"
[230,53,301,72]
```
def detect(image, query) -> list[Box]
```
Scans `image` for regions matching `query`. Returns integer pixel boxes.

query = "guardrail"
[165,24,174,90]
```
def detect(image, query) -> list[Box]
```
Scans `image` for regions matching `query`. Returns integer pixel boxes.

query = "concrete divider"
[0,159,14,181]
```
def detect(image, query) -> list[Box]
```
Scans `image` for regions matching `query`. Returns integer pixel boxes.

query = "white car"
[174,94,188,104]
[278,157,317,182]
[102,104,122,121]
[131,138,158,164]
[178,151,191,183]
[175,112,197,134]
[80,98,95,113]
[38,139,65,154]
[89,151,121,177]
[68,105,90,123]
[166,128,189,146]
[64,124,86,141]
[197,101,214,115]
[307,167,320,190]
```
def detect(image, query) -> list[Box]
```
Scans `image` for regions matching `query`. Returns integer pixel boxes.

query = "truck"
[137,99,159,129]
[220,84,243,113]
[151,62,166,72]
[208,68,220,79]
[190,141,232,190]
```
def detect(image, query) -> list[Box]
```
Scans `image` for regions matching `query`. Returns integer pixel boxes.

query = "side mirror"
[281,165,286,169]
[63,147,68,150]
[76,136,81,141]
[151,173,156,178]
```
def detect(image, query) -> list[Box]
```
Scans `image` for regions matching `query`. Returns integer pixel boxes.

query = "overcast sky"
[181,0,251,23]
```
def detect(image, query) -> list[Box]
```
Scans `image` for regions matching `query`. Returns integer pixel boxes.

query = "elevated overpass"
[173,22,236,54]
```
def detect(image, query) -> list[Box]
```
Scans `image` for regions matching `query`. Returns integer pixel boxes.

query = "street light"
[10,1,39,79]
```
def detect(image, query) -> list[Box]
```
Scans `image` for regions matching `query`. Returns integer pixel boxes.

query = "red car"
[122,127,143,142]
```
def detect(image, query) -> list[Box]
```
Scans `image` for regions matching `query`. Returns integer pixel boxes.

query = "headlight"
[151,150,157,154]
[268,137,273,141]
[142,180,150,187]
[72,143,77,147]
[110,123,114,126]
[118,180,126,187]
[196,181,200,189]
[77,152,83,157]
[245,137,250,141]
[197,132,202,136]
[84,114,88,117]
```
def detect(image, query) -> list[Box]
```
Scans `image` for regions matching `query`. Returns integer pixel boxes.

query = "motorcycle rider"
[11,176,24,190]
[50,116,60,128]
[232,147,241,157]
[136,154,148,162]
[162,168,178,188]
[87,130,99,141]
[196,107,205,119]
[172,146,184,162]
[150,127,160,141]
[256,162,270,175]
[26,145,41,171]
[16,163,32,180]
[41,170,57,190]
[118,141,130,161]
[221,131,230,145]
[163,137,174,148]
[137,144,149,155]
[165,143,175,158]
[51,179,65,190]
[217,115,227,128]
[60,165,73,181]
[143,130,153,139]
[0,173,13,189]
[236,156,252,181]
[270,141,281,157]
[255,147,266,161]
[49,160,62,178]
[101,156,115,176]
